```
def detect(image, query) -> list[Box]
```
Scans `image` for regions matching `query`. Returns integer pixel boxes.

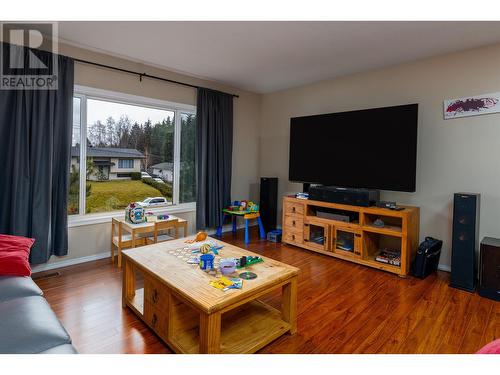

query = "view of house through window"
[69,90,196,215]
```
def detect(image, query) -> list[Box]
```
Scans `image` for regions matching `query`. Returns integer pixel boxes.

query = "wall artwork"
[444,92,500,119]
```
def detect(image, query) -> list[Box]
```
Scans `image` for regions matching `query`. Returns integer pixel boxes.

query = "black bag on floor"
[412,237,443,279]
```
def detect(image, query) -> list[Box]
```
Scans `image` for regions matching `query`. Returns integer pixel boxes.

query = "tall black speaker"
[260,177,278,232]
[450,193,480,292]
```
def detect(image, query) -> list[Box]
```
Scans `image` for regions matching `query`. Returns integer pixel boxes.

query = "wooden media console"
[282,196,419,276]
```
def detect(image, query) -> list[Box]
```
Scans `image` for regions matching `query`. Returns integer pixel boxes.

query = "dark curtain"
[196,88,234,229]
[0,43,74,264]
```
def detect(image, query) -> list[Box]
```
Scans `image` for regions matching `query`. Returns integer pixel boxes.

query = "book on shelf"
[336,239,354,252]
[375,248,401,266]
[337,244,353,252]
[311,236,325,245]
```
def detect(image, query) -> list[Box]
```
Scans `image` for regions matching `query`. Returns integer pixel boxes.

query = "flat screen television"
[289,104,418,192]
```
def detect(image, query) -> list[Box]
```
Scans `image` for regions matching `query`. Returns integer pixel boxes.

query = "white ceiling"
[58,21,500,93]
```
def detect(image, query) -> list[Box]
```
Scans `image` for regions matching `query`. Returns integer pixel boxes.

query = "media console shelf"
[282,196,419,276]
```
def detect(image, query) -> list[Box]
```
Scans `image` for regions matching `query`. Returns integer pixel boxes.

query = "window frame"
[69,85,196,228]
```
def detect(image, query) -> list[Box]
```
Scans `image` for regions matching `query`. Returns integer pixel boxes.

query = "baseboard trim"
[32,251,111,274]
[437,264,451,272]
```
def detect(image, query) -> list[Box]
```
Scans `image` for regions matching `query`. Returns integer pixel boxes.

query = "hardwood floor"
[34,228,499,354]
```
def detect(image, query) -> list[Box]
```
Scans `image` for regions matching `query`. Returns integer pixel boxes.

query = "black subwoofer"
[479,237,500,301]
[450,193,480,292]
[259,177,278,232]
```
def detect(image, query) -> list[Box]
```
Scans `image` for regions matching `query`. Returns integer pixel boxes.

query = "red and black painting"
[444,92,500,119]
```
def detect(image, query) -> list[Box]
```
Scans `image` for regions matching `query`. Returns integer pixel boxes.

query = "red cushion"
[477,339,500,354]
[0,234,35,277]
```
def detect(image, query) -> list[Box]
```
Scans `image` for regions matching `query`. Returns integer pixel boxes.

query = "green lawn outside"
[86,180,172,213]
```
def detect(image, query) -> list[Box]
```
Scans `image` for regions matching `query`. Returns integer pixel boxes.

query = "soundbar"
[308,186,380,207]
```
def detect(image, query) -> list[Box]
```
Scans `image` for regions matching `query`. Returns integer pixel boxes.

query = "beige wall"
[259,43,500,270]
[35,42,261,270]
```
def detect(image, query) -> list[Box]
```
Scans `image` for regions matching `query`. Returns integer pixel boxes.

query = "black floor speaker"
[450,193,480,292]
[259,177,278,232]
[479,237,500,301]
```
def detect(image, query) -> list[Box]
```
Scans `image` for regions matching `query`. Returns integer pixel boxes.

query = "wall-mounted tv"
[289,104,418,192]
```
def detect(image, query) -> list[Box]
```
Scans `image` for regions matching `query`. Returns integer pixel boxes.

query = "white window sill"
[68,202,196,228]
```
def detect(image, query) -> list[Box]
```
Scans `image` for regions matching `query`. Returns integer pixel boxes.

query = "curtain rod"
[73,58,240,98]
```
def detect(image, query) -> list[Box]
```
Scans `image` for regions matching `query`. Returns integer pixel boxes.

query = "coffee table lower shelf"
[174,299,291,354]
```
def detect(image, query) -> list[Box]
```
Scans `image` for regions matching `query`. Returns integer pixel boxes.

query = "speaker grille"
[450,193,479,292]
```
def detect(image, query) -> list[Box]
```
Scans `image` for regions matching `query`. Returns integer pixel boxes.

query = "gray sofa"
[0,276,77,354]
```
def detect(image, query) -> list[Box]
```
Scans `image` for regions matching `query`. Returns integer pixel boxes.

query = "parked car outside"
[141,171,151,178]
[153,177,165,184]
[139,197,168,207]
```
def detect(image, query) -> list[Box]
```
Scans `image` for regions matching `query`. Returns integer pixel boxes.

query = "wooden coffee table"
[121,236,299,354]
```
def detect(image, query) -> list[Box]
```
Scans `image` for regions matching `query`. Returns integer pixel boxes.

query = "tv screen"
[289,104,418,192]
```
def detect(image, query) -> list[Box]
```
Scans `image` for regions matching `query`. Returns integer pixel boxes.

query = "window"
[69,86,196,216]
[118,159,134,169]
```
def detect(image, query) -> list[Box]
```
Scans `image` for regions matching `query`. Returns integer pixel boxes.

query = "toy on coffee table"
[210,276,243,291]
[185,231,208,244]
[216,200,266,244]
[182,232,222,259]
[236,255,263,268]
[199,243,212,254]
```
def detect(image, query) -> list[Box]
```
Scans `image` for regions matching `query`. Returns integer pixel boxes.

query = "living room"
[1,1,499,373]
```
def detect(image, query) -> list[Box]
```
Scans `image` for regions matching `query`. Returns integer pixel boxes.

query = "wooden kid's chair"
[111,218,140,267]
[147,220,178,244]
